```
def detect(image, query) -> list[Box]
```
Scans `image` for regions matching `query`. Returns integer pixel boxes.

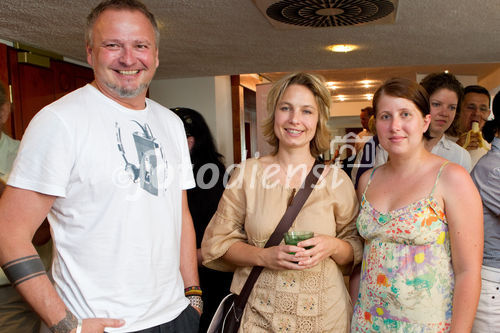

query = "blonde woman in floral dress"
[351,78,483,332]
[202,73,362,332]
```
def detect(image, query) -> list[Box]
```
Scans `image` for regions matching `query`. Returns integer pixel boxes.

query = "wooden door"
[7,47,93,139]
[17,63,56,136]
[0,44,14,137]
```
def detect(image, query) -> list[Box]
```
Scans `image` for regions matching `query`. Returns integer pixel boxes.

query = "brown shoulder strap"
[232,161,325,320]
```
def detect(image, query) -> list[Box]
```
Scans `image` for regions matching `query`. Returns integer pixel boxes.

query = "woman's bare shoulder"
[439,161,471,185]
[355,167,374,199]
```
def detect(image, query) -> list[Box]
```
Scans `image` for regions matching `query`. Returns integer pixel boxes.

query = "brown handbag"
[207,161,325,333]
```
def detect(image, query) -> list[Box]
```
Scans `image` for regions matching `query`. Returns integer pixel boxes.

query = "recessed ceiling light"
[360,80,372,88]
[328,44,358,53]
[326,82,337,89]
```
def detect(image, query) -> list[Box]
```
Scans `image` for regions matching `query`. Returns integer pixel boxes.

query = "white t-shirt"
[8,84,195,332]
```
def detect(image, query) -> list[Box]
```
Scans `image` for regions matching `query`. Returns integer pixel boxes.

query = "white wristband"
[75,319,82,333]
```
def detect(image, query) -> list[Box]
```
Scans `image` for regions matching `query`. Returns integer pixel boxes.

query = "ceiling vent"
[253,0,398,29]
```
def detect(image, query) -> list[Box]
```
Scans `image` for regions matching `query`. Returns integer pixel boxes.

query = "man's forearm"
[180,212,199,287]
[179,191,199,288]
[19,277,78,332]
[0,186,72,330]
[179,208,202,316]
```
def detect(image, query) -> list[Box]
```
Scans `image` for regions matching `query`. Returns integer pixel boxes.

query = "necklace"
[377,212,392,224]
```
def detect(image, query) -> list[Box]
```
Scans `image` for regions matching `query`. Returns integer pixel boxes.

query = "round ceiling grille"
[266,0,395,27]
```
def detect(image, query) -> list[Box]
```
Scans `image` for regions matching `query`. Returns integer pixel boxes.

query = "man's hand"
[190,303,203,316]
[457,132,481,150]
[79,318,125,333]
[186,290,203,316]
[48,310,125,333]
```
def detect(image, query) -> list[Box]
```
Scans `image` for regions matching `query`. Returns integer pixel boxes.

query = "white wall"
[149,76,216,129]
[479,68,500,110]
[214,76,234,165]
[149,76,234,166]
[480,68,500,92]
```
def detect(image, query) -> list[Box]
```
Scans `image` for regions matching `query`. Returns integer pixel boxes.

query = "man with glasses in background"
[454,85,492,166]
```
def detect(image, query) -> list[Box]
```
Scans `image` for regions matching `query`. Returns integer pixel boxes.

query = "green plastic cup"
[284,231,314,255]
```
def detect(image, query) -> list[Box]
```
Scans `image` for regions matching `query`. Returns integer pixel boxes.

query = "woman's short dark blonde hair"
[261,72,331,157]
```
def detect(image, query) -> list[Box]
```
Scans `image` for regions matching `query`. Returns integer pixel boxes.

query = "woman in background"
[172,107,232,333]
[352,78,482,332]
[471,91,500,333]
[420,72,472,171]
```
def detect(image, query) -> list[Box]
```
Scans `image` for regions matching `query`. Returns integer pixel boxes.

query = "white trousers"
[471,265,500,333]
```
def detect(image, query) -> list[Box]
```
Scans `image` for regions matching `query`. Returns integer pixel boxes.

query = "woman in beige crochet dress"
[202,72,362,332]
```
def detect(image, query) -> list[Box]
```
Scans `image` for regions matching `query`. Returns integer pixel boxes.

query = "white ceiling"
[1,0,499,98]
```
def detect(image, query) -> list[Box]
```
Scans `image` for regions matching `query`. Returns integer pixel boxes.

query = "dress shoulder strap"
[362,167,378,198]
[430,161,449,196]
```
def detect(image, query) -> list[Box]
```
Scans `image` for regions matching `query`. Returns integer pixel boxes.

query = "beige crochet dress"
[202,158,363,332]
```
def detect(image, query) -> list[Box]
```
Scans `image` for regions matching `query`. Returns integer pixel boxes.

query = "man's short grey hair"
[86,0,160,47]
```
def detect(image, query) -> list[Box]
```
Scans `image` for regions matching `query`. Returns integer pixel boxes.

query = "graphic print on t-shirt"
[115,121,167,196]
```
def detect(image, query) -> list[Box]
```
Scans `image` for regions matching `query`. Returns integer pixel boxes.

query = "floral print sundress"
[352,162,453,332]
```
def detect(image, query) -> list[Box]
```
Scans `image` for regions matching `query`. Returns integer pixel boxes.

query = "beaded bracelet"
[187,295,203,313]
[184,285,202,296]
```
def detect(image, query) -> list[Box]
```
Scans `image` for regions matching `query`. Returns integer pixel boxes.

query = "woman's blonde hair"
[261,72,331,157]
